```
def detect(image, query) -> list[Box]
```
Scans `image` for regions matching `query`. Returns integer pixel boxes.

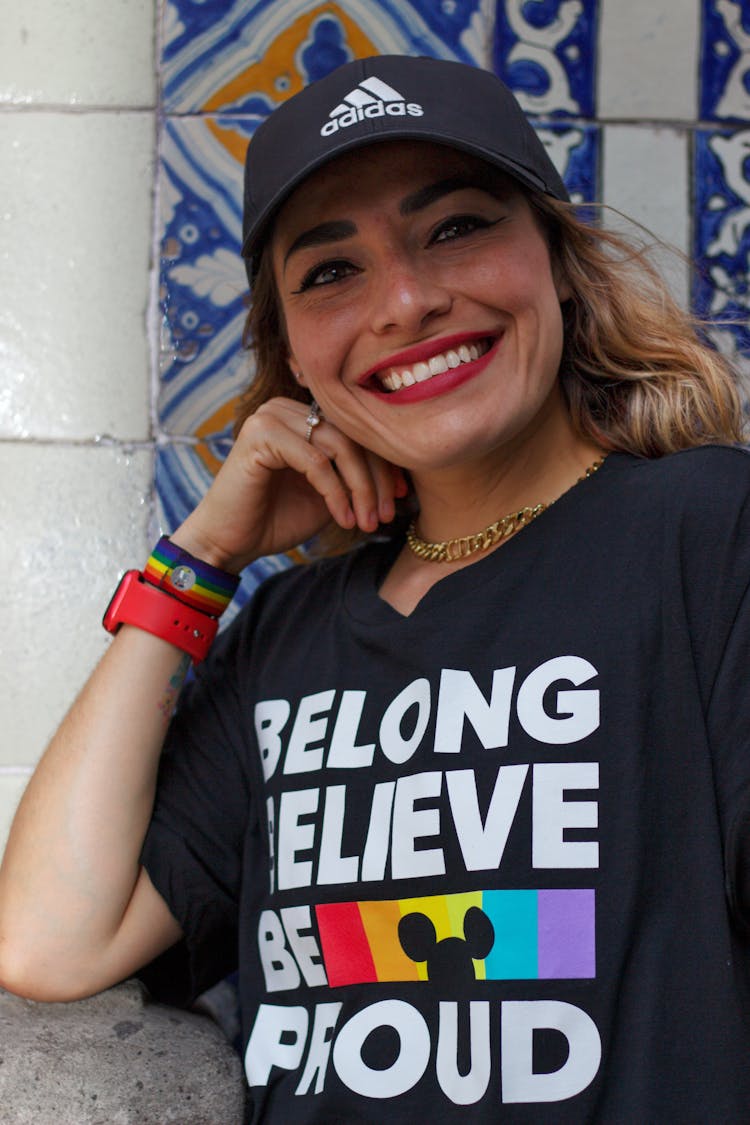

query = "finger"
[278,405,360,528]
[393,465,409,499]
[242,402,358,530]
[304,413,407,532]
[281,416,361,528]
[364,451,403,526]
[298,441,358,529]
[258,400,389,534]
[309,425,383,532]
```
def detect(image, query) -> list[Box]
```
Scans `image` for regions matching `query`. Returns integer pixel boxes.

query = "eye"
[295,259,358,292]
[430,214,498,244]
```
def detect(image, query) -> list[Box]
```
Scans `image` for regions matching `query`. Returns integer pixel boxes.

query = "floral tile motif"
[693,127,750,402]
[161,0,494,113]
[159,116,250,427]
[700,0,750,122]
[537,122,598,202]
[494,0,598,119]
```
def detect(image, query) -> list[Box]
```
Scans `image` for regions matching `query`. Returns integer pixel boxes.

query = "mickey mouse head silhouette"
[398,906,495,986]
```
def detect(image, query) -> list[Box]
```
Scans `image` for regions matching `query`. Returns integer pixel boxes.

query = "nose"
[369,248,452,335]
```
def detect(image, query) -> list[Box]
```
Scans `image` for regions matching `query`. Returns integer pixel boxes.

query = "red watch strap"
[103,570,218,663]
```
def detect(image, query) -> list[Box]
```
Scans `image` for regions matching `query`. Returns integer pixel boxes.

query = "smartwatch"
[103,570,218,663]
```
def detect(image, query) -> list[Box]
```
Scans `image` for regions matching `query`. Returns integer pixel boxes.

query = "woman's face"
[271,141,571,474]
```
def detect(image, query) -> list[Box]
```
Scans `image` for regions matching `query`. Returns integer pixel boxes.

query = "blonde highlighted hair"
[528,194,744,456]
[234,190,745,550]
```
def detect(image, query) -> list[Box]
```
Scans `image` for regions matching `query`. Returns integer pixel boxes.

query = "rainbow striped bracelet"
[143,536,240,618]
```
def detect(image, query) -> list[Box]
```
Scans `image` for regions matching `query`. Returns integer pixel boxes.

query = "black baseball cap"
[241,54,569,282]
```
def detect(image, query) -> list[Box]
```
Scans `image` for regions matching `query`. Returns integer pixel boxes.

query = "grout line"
[156,110,745,131]
[146,87,164,539]
[1,106,742,133]
[0,768,33,778]
[0,434,207,449]
[0,103,157,114]
[0,436,156,450]
[148,143,164,437]
[149,0,167,542]
[149,0,167,445]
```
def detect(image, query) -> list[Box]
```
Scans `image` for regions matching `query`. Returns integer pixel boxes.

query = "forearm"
[0,401,401,999]
[0,624,189,995]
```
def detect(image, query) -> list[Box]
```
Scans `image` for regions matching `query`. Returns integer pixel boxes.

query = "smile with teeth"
[377,338,493,392]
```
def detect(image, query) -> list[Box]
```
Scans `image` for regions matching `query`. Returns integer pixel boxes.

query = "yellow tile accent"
[203,6,378,165]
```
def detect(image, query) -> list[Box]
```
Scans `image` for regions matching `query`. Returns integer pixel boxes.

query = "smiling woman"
[2,55,750,1125]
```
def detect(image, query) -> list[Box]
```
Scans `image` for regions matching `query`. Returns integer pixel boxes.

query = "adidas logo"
[320,77,424,137]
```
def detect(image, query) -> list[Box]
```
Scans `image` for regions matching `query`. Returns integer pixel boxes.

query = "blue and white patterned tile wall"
[696,0,750,378]
[1,0,749,846]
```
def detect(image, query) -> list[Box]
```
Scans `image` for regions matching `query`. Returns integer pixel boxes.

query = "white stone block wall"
[1,0,747,852]
[0,0,157,846]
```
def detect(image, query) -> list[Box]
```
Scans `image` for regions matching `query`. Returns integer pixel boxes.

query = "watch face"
[169,564,197,592]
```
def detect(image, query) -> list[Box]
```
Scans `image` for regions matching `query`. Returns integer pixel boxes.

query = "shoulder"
[605,446,750,514]
[585,447,750,583]
[609,444,750,483]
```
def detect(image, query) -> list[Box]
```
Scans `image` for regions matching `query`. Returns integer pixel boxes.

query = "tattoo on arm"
[156,653,191,723]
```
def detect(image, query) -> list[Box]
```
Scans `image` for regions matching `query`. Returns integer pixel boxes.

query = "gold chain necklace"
[406,456,606,563]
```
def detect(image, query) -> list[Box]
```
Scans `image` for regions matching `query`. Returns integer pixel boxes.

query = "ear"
[556,275,573,303]
[463,906,495,960]
[287,352,306,386]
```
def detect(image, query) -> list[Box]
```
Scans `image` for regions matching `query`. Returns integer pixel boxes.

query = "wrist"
[102,537,241,664]
[143,536,240,618]
[169,523,243,573]
[103,571,218,663]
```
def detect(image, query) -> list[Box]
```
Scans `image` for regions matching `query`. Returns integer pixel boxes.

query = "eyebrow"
[399,173,509,215]
[282,171,512,267]
[283,220,357,266]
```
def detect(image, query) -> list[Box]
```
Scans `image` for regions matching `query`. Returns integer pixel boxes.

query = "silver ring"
[305,401,322,443]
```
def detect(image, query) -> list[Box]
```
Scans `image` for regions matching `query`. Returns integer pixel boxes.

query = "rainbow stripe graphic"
[315,889,595,987]
[144,536,239,616]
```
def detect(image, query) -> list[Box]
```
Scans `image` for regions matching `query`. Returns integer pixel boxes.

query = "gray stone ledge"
[0,979,245,1124]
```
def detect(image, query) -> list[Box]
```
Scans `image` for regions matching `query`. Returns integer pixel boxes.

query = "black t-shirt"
[141,447,750,1123]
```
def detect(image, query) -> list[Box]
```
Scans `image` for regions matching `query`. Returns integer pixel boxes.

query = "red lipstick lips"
[362,332,500,404]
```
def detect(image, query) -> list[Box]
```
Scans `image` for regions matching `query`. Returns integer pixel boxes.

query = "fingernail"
[380,498,395,523]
